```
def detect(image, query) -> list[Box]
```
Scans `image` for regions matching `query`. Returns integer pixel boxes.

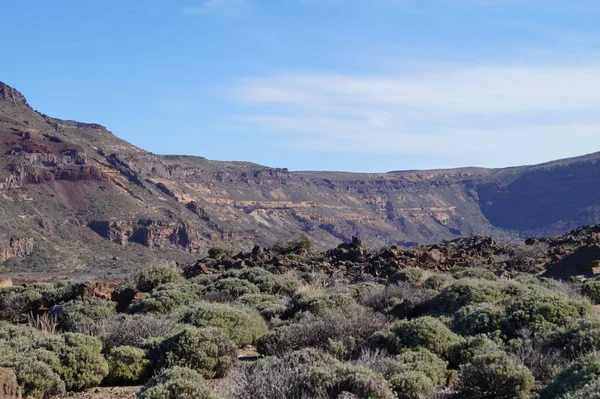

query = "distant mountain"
[2,81,600,277]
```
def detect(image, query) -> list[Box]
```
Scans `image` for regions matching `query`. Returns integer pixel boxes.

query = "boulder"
[0,368,21,399]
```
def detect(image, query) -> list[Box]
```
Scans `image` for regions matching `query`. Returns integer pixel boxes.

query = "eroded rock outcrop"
[0,238,34,262]
[88,220,203,252]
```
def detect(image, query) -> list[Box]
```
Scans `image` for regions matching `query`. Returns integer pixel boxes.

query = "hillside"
[1,81,600,277]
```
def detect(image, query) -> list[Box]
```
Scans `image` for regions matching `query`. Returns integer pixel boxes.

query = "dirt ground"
[57,386,141,399]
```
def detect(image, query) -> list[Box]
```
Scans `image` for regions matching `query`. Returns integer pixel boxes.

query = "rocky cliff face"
[1,81,600,277]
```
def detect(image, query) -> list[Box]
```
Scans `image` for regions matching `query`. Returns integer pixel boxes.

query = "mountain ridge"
[1,81,600,278]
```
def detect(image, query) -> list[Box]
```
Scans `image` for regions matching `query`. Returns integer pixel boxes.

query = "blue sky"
[3,1,600,172]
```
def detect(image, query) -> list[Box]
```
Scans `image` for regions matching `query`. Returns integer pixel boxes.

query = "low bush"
[155,327,237,379]
[447,335,500,369]
[395,348,448,385]
[285,292,356,317]
[82,314,181,352]
[539,352,600,399]
[182,302,268,347]
[135,264,183,293]
[429,279,505,314]
[389,267,427,285]
[581,280,600,304]
[456,350,534,399]
[549,316,600,360]
[55,333,110,391]
[452,303,504,336]
[51,298,116,331]
[299,364,395,399]
[129,283,203,314]
[205,278,260,299]
[137,366,219,399]
[453,268,499,281]
[238,294,286,320]
[257,305,385,357]
[107,346,150,385]
[389,371,435,399]
[502,293,591,337]
[422,274,454,292]
[359,282,435,319]
[221,268,301,296]
[365,316,462,358]
[1,355,66,399]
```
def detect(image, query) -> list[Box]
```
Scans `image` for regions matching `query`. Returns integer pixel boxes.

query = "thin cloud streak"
[221,63,600,168]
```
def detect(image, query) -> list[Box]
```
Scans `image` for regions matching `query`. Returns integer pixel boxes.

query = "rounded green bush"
[429,279,504,314]
[389,371,435,399]
[299,364,395,399]
[550,316,600,359]
[136,264,183,293]
[2,355,66,399]
[55,333,110,391]
[222,269,301,296]
[423,274,454,292]
[452,303,504,336]
[238,294,286,320]
[137,366,219,399]
[453,268,499,281]
[447,335,500,369]
[502,293,591,336]
[129,284,203,314]
[395,348,448,385]
[156,327,237,379]
[581,280,600,304]
[53,298,117,331]
[288,293,356,316]
[366,316,461,358]
[389,268,427,285]
[107,346,150,385]
[456,351,534,399]
[540,352,600,399]
[183,302,268,347]
[206,278,260,299]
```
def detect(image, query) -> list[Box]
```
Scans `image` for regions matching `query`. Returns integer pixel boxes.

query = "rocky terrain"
[2,81,600,277]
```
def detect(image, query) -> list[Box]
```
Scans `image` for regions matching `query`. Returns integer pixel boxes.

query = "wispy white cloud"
[183,0,247,15]
[222,63,600,168]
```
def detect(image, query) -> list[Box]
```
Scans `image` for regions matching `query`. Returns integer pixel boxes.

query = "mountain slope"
[1,81,599,277]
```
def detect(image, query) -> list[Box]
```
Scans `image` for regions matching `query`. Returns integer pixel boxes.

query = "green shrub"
[456,351,534,399]
[137,366,219,399]
[452,303,504,336]
[286,292,356,317]
[222,269,301,296]
[1,355,66,399]
[365,316,462,358]
[540,352,600,399]
[359,282,435,319]
[423,274,454,292]
[107,346,150,385]
[453,268,499,281]
[257,305,384,357]
[238,294,286,320]
[136,264,183,293]
[447,335,500,369]
[53,298,117,331]
[206,278,260,299]
[0,289,44,322]
[183,302,268,347]
[155,327,237,379]
[129,283,203,314]
[299,364,395,399]
[54,333,109,391]
[581,280,600,304]
[389,371,435,399]
[556,379,600,399]
[395,348,448,385]
[389,267,427,285]
[207,247,229,259]
[429,279,504,314]
[550,316,600,359]
[502,293,591,337]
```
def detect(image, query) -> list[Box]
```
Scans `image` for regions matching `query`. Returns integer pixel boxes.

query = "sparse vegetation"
[1,228,600,398]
